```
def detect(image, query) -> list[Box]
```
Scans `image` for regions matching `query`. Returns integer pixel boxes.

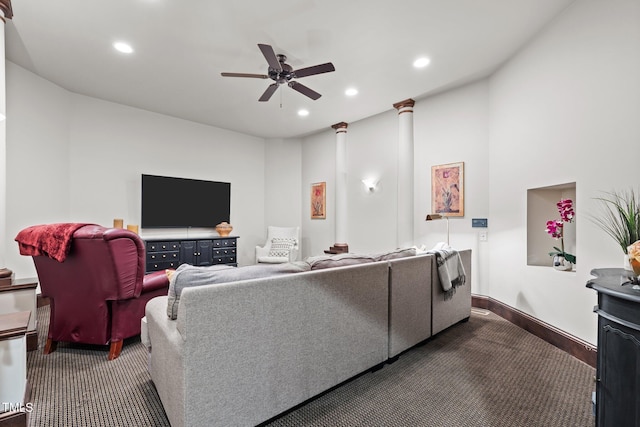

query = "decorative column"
[393,99,415,249]
[325,122,349,254]
[0,1,12,285]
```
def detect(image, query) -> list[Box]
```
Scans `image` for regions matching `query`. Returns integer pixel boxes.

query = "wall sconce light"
[362,178,378,192]
[426,213,449,245]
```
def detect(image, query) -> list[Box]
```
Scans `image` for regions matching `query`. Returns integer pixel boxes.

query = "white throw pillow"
[268,237,296,258]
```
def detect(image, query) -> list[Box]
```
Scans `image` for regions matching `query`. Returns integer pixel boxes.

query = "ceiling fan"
[221,44,335,102]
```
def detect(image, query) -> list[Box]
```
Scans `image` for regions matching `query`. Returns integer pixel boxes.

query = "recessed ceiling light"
[413,57,430,68]
[345,88,358,97]
[297,109,309,117]
[113,42,134,54]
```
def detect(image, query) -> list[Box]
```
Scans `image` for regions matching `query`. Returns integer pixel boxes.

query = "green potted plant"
[590,189,640,255]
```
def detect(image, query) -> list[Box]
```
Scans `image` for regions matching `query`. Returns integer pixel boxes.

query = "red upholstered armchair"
[23,224,169,360]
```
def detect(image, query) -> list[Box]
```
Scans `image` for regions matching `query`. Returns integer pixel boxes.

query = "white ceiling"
[5,0,576,139]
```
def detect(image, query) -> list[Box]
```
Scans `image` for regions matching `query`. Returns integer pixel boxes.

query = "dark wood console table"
[144,236,238,272]
[586,268,640,427]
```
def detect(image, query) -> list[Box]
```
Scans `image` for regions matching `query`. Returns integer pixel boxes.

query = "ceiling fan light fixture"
[221,43,335,103]
[113,42,134,54]
[345,87,358,97]
[413,57,431,68]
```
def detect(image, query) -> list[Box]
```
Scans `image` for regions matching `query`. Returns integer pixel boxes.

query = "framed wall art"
[431,162,464,217]
[311,182,326,219]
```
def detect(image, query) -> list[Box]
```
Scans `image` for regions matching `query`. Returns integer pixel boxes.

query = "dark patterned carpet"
[27,306,595,426]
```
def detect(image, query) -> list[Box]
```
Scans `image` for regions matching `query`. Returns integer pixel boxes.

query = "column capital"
[0,0,13,20]
[393,98,415,112]
[331,122,348,133]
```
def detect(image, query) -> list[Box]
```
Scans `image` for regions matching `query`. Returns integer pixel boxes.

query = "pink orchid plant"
[546,198,576,264]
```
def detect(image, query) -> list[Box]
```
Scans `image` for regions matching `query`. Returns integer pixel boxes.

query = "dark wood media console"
[144,236,238,272]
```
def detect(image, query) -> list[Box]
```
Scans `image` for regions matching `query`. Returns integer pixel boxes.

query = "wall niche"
[527,182,576,267]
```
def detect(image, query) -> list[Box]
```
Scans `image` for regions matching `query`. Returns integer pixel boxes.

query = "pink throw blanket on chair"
[15,223,93,262]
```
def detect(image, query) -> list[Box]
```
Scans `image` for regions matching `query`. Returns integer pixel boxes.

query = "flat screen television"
[141,174,230,228]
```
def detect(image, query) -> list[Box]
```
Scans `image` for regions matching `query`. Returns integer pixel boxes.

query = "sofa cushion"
[307,253,376,270]
[268,237,296,258]
[167,261,311,319]
[373,247,417,261]
[256,256,290,264]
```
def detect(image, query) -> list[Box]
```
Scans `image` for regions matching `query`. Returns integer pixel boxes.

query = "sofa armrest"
[145,296,186,427]
[145,296,183,351]
[256,245,270,260]
[431,249,472,335]
[142,270,170,293]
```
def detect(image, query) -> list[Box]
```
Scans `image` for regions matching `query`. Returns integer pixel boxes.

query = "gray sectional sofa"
[143,249,471,427]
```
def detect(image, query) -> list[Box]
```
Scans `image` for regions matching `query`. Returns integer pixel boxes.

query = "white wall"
[414,81,491,296]
[263,138,302,245]
[344,111,398,254]
[5,62,71,278]
[300,112,403,257]
[301,128,336,257]
[488,0,640,344]
[6,63,267,276]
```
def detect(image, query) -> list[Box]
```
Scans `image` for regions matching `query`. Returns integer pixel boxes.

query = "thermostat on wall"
[472,218,488,228]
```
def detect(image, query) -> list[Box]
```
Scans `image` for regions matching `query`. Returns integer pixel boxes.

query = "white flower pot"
[553,255,573,271]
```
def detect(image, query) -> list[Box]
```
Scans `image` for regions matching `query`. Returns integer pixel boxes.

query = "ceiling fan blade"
[221,72,269,79]
[259,83,279,102]
[258,44,282,72]
[288,81,321,100]
[293,62,335,79]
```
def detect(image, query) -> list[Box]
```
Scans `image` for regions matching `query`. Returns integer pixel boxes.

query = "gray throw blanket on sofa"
[427,246,466,300]
[166,261,311,319]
